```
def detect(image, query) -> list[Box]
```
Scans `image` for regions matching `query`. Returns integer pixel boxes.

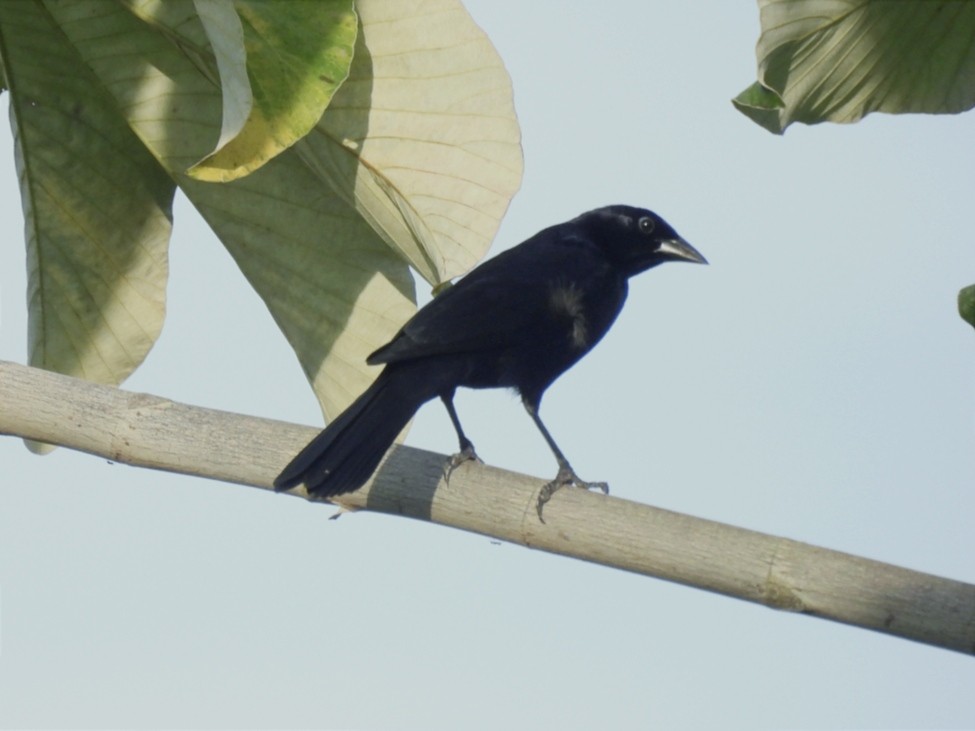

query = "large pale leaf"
[45,0,415,417]
[734,0,975,134]
[300,0,523,285]
[0,2,174,390]
[186,0,357,182]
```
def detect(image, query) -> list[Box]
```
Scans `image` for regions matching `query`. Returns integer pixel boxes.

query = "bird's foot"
[443,443,482,485]
[536,465,609,522]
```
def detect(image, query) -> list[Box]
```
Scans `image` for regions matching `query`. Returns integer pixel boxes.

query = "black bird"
[275,205,706,518]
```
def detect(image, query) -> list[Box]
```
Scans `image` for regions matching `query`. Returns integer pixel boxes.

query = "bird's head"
[574,205,707,276]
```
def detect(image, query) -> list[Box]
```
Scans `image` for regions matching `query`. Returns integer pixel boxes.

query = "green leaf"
[300,0,524,285]
[45,0,414,418]
[0,1,174,388]
[731,81,786,135]
[3,0,521,420]
[737,0,975,133]
[959,285,975,330]
[187,0,357,182]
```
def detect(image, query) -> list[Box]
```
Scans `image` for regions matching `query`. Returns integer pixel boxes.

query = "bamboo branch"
[1,358,973,655]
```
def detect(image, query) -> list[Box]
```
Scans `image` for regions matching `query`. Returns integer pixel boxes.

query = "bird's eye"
[638,216,655,235]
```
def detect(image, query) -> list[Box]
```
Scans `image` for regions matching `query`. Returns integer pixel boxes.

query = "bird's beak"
[659,237,708,265]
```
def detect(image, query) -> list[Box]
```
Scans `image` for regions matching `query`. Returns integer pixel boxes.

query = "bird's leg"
[441,391,482,484]
[523,398,609,521]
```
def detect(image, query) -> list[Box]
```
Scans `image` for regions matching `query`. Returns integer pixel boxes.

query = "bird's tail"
[274,364,434,497]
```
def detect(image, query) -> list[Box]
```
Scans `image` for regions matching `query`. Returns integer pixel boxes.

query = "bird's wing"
[368,267,540,364]
[369,233,599,365]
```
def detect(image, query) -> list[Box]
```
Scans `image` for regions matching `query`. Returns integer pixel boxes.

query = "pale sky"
[2,2,974,728]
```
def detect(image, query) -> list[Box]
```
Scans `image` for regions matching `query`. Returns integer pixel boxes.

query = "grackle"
[275,205,706,519]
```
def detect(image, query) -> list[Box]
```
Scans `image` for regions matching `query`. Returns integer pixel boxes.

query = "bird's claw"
[443,443,482,485]
[536,466,609,521]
